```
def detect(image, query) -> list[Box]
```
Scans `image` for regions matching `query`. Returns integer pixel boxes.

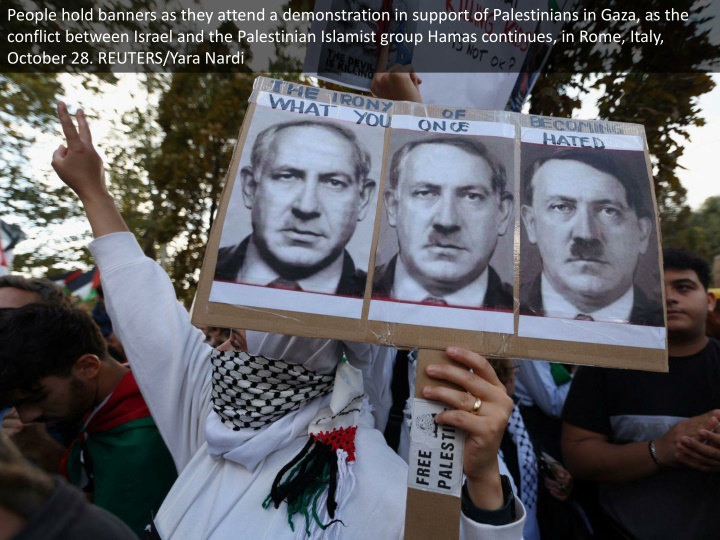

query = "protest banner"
[303,0,573,110]
[194,76,667,372]
[192,73,666,540]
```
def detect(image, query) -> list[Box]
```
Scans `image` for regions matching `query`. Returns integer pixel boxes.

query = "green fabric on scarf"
[550,363,572,386]
[66,417,177,538]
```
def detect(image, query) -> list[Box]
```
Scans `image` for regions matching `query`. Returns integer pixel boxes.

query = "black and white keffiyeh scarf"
[210,350,336,430]
[500,405,538,513]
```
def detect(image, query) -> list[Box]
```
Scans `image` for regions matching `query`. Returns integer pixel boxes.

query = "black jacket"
[519,273,664,326]
[372,255,513,310]
[214,236,367,297]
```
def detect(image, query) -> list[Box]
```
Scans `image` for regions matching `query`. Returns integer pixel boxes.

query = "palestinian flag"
[61,370,178,537]
[48,267,101,302]
[0,218,27,276]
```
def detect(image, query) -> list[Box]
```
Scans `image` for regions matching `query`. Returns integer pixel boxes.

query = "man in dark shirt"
[0,305,177,537]
[562,248,720,539]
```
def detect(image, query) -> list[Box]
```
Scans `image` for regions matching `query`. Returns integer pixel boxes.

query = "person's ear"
[72,354,102,381]
[521,204,537,244]
[384,186,399,228]
[708,291,717,314]
[357,179,377,221]
[637,216,652,254]
[496,192,514,237]
[241,166,257,210]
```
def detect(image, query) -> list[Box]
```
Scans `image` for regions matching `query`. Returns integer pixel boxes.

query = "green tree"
[2,0,189,275]
[102,75,169,255]
[148,72,255,304]
[0,73,91,274]
[691,196,720,259]
[661,204,709,258]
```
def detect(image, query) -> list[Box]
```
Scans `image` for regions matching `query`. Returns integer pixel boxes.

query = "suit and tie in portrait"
[213,116,379,299]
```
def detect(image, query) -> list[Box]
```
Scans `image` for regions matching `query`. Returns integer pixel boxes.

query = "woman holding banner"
[47,101,525,539]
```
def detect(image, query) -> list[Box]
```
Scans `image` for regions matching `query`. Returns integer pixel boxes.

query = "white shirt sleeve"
[514,360,571,418]
[343,341,396,432]
[460,496,527,540]
[89,232,212,472]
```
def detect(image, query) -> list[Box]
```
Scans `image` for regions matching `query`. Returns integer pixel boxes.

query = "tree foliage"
[0,73,66,220]
[0,72,94,274]
[2,0,189,275]
[148,72,255,304]
[690,196,720,259]
[6,0,719,302]
[660,195,720,262]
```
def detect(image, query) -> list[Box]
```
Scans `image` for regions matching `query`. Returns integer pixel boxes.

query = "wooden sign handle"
[404,348,464,540]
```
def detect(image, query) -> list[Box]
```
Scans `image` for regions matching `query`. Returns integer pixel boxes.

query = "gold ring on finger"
[470,397,482,415]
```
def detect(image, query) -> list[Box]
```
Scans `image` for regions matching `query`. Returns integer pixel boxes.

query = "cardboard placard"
[193,76,667,373]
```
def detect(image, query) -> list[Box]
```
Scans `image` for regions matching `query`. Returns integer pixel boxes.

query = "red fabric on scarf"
[83,370,150,433]
[311,426,358,462]
[60,370,150,476]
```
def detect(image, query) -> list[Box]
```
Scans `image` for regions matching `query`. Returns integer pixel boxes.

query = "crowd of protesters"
[0,73,719,540]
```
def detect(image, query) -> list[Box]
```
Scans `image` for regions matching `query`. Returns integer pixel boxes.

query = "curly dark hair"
[0,304,107,407]
[0,275,71,307]
[486,356,516,387]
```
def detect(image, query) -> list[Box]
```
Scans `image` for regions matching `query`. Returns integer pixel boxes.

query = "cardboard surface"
[192,76,668,372]
[405,487,461,540]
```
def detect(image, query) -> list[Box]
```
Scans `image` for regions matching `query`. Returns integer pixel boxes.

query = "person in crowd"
[514,360,573,460]
[49,102,527,538]
[214,118,376,297]
[0,431,138,540]
[515,361,572,422]
[373,136,514,309]
[204,327,231,348]
[706,290,720,339]
[0,276,76,473]
[488,357,590,540]
[0,275,125,365]
[0,275,71,309]
[488,358,543,540]
[520,149,663,325]
[0,304,177,537]
[369,50,422,102]
[91,284,113,337]
[91,283,127,362]
[562,248,720,539]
